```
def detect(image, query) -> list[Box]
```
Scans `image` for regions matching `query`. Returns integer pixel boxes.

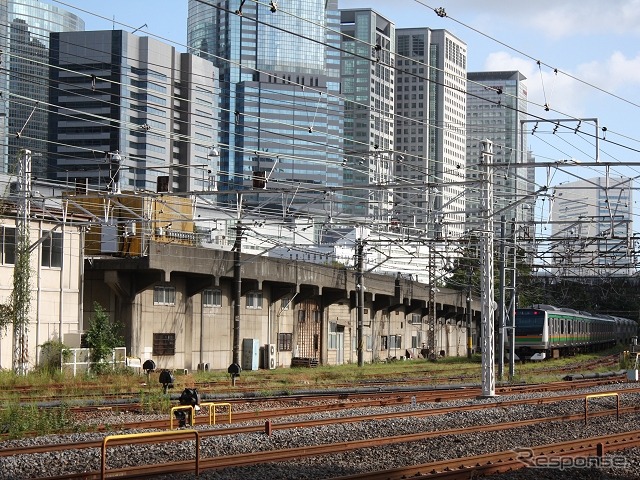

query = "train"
[514,304,638,360]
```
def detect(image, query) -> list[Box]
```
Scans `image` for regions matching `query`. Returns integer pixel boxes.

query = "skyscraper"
[339,9,396,222]
[187,0,343,214]
[395,28,467,238]
[466,71,533,233]
[550,176,634,277]
[48,30,218,193]
[0,0,84,176]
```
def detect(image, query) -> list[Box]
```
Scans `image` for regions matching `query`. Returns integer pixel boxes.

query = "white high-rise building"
[550,176,634,277]
[395,28,467,238]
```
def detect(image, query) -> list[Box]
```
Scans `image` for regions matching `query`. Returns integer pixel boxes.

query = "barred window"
[154,285,176,305]
[153,333,175,355]
[278,332,292,351]
[202,289,222,307]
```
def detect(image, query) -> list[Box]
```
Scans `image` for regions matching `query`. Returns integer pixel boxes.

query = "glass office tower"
[466,71,532,233]
[187,0,343,215]
[0,0,84,175]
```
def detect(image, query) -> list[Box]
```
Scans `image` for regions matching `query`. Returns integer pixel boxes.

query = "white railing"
[61,347,135,376]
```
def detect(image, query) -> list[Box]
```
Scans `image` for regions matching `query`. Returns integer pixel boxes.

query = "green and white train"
[515,304,637,359]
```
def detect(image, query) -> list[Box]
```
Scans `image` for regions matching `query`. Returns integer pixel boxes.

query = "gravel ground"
[1,382,640,480]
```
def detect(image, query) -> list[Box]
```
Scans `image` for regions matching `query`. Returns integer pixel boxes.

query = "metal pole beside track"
[480,139,496,397]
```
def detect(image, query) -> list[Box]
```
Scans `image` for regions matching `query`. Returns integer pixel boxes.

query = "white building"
[395,28,467,238]
[549,176,634,277]
[0,200,84,370]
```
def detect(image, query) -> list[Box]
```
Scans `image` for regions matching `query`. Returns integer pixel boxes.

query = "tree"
[85,302,123,374]
[445,238,541,308]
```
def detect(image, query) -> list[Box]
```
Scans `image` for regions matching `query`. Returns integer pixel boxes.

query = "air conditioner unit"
[264,343,276,369]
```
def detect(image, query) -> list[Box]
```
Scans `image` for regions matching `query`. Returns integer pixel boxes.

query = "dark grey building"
[48,30,218,193]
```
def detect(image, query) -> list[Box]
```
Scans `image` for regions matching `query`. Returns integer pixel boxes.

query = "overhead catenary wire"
[6,0,632,266]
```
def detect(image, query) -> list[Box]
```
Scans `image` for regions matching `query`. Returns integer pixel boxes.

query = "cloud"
[576,51,640,91]
[483,52,586,117]
[527,0,640,38]
[482,49,640,119]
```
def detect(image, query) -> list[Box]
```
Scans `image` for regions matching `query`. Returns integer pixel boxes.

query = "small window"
[154,285,176,305]
[202,289,222,307]
[281,295,291,310]
[389,335,402,349]
[328,321,337,349]
[278,332,292,351]
[366,335,372,351]
[153,333,175,355]
[411,313,422,324]
[380,335,388,350]
[246,291,263,309]
[1,226,15,265]
[41,231,63,268]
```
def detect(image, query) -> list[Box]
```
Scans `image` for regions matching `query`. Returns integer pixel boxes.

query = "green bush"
[37,340,71,375]
[85,302,124,375]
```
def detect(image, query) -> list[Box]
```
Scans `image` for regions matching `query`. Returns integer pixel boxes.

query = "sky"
[53,0,640,228]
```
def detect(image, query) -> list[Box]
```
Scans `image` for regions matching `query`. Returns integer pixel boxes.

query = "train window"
[568,321,571,335]
[561,320,565,334]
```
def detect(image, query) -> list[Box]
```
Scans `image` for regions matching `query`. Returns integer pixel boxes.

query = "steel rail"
[3,385,640,458]
[19,405,640,479]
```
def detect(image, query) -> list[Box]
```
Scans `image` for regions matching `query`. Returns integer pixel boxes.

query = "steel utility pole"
[356,239,364,367]
[480,139,496,397]
[428,249,436,359]
[232,219,242,366]
[13,149,32,375]
[230,193,244,378]
[508,219,517,380]
[498,215,506,380]
[466,284,472,359]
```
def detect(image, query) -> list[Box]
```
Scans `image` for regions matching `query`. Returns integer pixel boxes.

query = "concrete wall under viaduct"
[83,241,480,372]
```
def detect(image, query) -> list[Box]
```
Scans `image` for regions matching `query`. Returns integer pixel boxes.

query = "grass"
[0,348,627,439]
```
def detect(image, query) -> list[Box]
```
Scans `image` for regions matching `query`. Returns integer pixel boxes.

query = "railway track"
[3,384,639,460]
[331,430,640,479]
[0,376,631,442]
[21,407,640,479]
